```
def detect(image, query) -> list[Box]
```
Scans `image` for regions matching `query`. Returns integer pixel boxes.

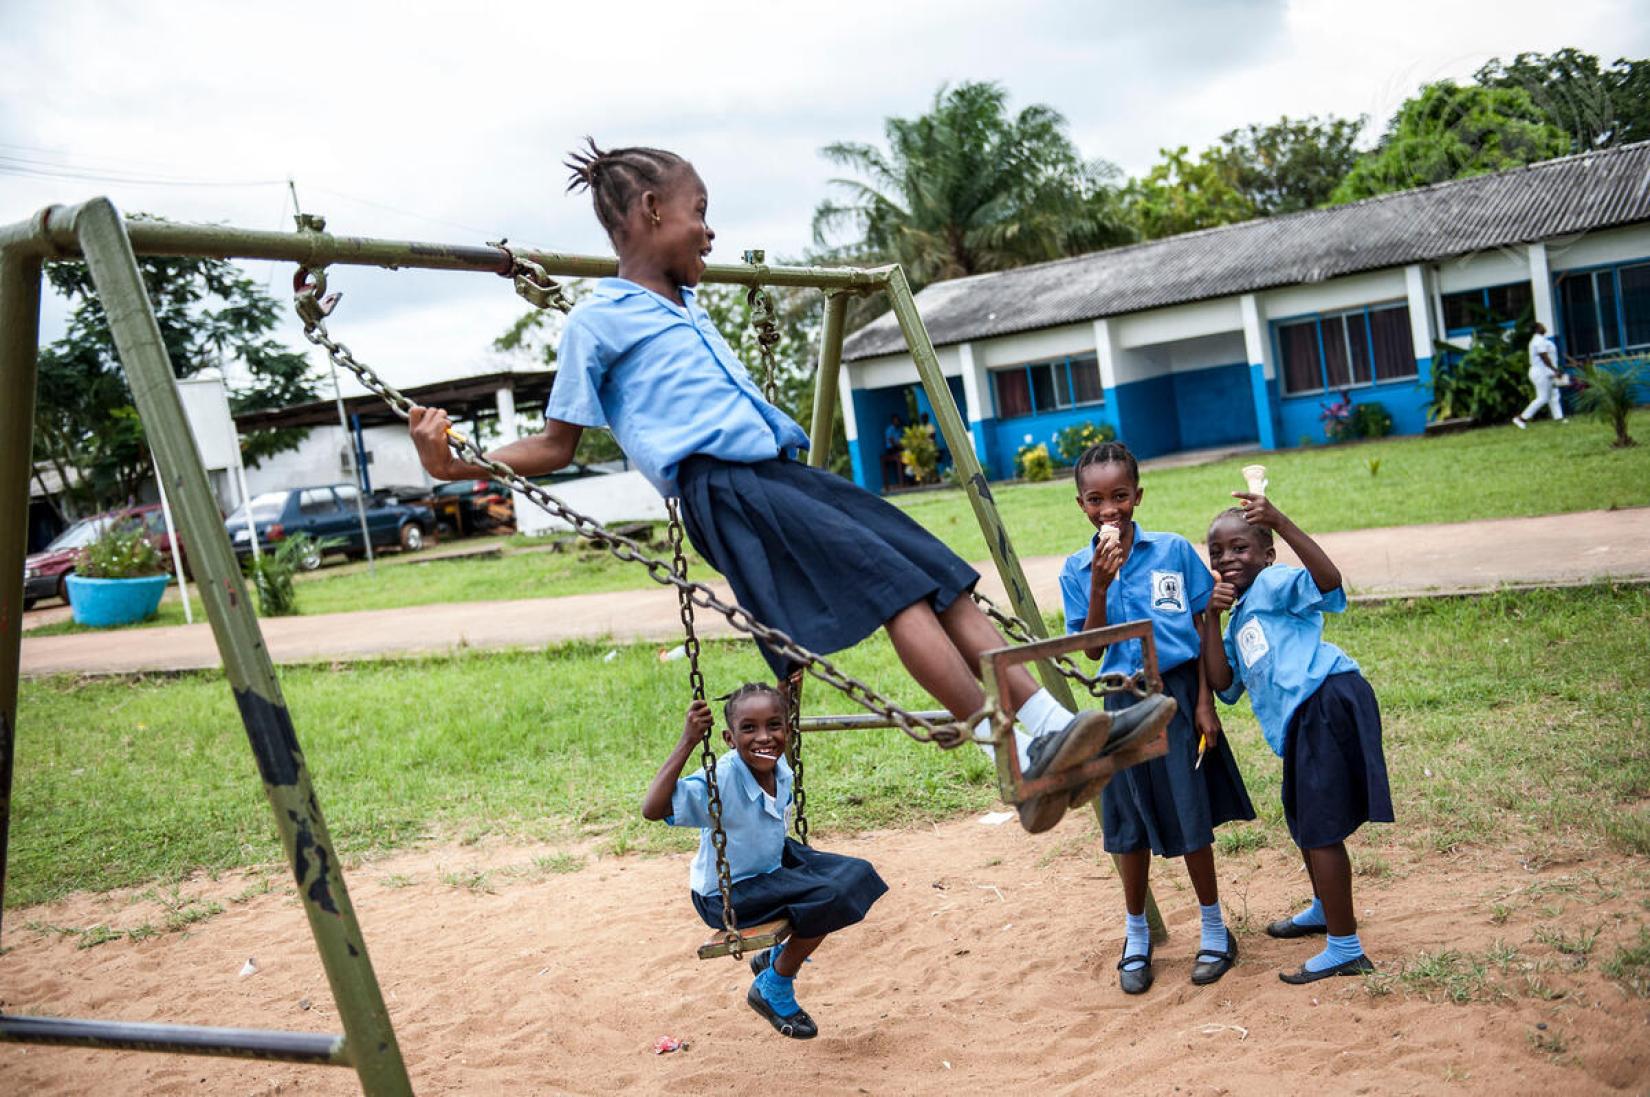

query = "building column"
[1403,264,1437,386]
[956,342,994,475]
[1091,318,1126,439]
[1239,294,1277,450]
[495,383,519,444]
[1528,242,1556,331]
[838,362,869,489]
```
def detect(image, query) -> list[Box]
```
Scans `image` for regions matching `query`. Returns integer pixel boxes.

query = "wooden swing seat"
[696,919,792,961]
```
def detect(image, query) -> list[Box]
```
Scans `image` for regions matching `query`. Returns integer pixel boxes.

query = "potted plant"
[64,520,172,628]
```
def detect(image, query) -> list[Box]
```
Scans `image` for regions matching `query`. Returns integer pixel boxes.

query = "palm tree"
[811,82,1134,289]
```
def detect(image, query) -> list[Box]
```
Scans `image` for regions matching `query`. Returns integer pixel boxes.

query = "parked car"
[21,502,202,608]
[225,484,436,569]
[430,478,513,536]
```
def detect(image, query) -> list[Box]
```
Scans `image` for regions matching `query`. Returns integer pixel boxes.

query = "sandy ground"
[3,814,1647,1096]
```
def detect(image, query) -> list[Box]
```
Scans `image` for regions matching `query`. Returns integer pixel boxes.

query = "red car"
[21,503,194,610]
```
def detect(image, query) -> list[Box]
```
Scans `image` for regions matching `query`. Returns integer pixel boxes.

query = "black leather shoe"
[746,982,818,1038]
[1190,932,1238,985]
[1118,941,1154,995]
[1278,954,1374,985]
[1265,917,1328,939]
[1017,710,1114,834]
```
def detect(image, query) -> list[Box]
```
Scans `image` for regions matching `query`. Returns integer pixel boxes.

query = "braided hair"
[1073,440,1139,487]
[719,681,786,727]
[1209,505,1274,548]
[564,138,689,240]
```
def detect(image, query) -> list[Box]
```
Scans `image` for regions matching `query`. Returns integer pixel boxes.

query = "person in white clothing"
[1513,323,1566,428]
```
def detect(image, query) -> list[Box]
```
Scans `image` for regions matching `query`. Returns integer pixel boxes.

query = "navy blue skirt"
[691,839,888,939]
[1101,660,1257,858]
[1282,671,1394,849]
[677,455,979,676]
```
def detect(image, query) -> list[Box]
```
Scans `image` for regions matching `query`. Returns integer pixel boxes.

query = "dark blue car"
[225,483,436,570]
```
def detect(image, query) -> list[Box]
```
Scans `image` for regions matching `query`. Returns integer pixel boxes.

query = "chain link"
[784,670,808,846]
[969,590,1152,701]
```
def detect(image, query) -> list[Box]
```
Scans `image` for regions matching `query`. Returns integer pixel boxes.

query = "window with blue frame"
[991,353,1102,419]
[1558,261,1650,357]
[1276,303,1415,395]
[1441,281,1533,334]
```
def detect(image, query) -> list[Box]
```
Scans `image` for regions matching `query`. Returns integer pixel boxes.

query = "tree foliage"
[35,237,319,513]
[1124,145,1255,238]
[1475,48,1650,152]
[811,81,1134,288]
[1213,114,1365,215]
[1331,81,1570,203]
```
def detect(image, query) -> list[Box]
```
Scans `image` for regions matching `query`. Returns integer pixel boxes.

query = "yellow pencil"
[1195,733,1207,769]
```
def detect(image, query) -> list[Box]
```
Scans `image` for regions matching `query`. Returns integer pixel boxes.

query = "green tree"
[1213,114,1366,215]
[34,234,319,512]
[811,81,1134,288]
[1475,48,1650,152]
[1124,145,1255,238]
[1331,81,1570,203]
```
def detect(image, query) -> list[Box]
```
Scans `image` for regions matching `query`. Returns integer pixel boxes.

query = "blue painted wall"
[849,385,913,491]
[1171,362,1259,450]
[985,401,1112,479]
[1109,374,1181,458]
[1276,366,1431,446]
[1248,364,1279,449]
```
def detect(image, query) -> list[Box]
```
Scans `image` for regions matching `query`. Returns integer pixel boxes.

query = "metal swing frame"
[0,199,1163,1095]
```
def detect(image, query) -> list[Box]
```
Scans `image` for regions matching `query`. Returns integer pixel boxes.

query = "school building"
[838,141,1650,491]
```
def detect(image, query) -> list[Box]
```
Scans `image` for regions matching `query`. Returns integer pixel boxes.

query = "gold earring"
[650,210,661,226]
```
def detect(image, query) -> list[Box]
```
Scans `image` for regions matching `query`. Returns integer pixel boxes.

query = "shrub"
[244,533,330,617]
[899,423,940,484]
[1016,442,1054,482]
[76,521,165,579]
[1053,421,1116,464]
[1320,393,1355,442]
[1430,308,1536,423]
[1575,356,1646,448]
[1349,401,1393,439]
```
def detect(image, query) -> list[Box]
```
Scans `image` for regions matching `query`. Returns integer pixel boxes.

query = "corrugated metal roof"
[843,141,1650,360]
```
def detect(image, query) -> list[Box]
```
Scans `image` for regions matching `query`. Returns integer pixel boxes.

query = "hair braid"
[564,137,688,239]
[1209,506,1274,547]
[1074,440,1139,487]
[718,681,786,727]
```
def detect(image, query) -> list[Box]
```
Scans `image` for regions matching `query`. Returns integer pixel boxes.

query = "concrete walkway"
[18,507,1650,678]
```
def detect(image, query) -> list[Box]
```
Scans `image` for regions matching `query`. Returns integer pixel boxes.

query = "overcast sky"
[3,0,1647,396]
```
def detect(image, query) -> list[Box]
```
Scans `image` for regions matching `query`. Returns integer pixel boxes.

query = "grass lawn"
[10,583,1647,910]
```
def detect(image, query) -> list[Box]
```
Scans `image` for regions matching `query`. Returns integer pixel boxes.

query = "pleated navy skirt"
[677,455,980,676]
[1100,660,1257,858]
[691,839,888,939]
[1282,671,1394,849]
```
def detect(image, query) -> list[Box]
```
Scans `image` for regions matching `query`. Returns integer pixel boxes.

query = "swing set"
[0,199,1168,1095]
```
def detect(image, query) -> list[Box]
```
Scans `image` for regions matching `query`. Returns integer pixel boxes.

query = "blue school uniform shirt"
[1059,524,1211,677]
[1217,565,1359,756]
[545,278,810,496]
[668,750,793,897]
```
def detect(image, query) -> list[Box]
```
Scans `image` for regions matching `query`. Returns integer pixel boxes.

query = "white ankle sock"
[1016,688,1074,738]
[974,719,1034,769]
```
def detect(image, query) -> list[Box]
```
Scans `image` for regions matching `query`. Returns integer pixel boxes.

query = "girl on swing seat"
[642,684,885,1038]
[408,140,1172,832]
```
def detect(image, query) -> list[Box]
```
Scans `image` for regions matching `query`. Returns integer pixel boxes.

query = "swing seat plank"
[696,919,791,960]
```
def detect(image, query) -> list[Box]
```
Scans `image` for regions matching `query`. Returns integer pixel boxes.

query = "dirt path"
[2,815,1645,1095]
[18,508,1650,677]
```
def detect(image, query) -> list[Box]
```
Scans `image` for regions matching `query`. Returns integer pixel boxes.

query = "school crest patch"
[1236,619,1269,668]
[1149,570,1187,614]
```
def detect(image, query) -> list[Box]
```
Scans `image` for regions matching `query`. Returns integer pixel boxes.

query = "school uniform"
[1059,525,1255,857]
[1217,565,1393,849]
[549,278,977,675]
[669,750,887,938]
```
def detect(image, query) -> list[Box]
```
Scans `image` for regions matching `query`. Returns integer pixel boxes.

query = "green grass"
[10,583,1649,910]
[891,411,1650,558]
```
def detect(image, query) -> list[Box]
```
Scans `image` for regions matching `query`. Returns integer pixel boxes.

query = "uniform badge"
[1150,569,1186,613]
[1236,619,1269,667]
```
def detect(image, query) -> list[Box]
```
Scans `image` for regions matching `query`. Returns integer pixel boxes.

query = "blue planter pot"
[65,573,171,628]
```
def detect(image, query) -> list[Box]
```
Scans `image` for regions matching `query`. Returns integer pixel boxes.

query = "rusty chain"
[969,589,1152,701]
[783,670,808,846]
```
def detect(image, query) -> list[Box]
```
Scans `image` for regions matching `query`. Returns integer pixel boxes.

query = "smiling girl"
[642,685,887,1038]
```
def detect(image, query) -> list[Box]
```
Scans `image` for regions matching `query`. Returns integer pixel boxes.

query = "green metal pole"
[807,292,849,468]
[0,243,43,939]
[70,198,413,1095]
[882,266,1167,944]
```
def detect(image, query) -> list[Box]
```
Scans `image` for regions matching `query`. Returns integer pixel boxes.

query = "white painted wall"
[1546,223,1650,271]
[1166,331,1248,372]
[243,425,434,498]
[851,342,964,390]
[974,320,1095,368]
[1240,294,1274,379]
[1261,269,1408,319]
[1432,247,1531,293]
[1114,296,1243,349]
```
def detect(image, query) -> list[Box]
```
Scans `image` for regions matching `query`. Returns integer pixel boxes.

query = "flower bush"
[1054,420,1117,465]
[1016,442,1054,482]
[76,522,165,579]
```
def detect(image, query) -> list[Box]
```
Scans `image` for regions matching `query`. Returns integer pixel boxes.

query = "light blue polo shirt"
[546,278,810,496]
[1217,565,1360,756]
[668,750,793,897]
[1059,524,1212,677]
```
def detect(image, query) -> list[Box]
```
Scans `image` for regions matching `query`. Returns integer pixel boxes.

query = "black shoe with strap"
[1265,916,1328,939]
[1278,953,1374,985]
[746,981,818,1039]
[1118,940,1154,995]
[1190,930,1238,985]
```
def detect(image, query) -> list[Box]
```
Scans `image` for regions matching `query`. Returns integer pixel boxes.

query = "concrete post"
[1528,243,1556,331]
[1239,295,1277,450]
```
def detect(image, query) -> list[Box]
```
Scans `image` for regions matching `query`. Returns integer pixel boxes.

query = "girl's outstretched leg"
[885,600,989,719]
[749,934,823,1040]
[935,597,1042,711]
[774,934,822,978]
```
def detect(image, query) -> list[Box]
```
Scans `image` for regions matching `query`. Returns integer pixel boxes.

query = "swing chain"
[666,499,739,955]
[292,275,985,752]
[489,239,577,314]
[970,590,1152,701]
[784,670,808,846]
[742,252,784,407]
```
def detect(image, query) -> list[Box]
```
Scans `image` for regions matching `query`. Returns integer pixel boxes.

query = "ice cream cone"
[1099,522,1120,545]
[1241,464,1268,496]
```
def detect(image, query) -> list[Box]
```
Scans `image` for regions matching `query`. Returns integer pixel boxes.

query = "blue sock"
[755,965,800,1015]
[1304,931,1364,973]
[1198,901,1229,958]
[1122,912,1150,970]
[1291,897,1326,928]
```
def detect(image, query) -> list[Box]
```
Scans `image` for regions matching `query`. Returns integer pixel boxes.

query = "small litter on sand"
[1197,1023,1248,1040]
[978,811,1015,826]
[238,958,258,978]
[652,1035,685,1055]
